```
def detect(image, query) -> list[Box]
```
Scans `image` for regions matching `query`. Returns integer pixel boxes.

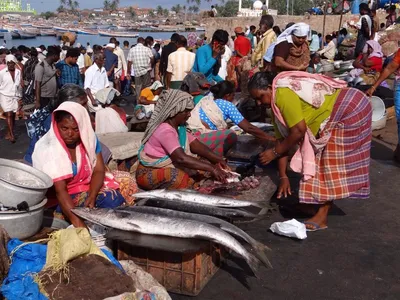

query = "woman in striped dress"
[248,71,372,231]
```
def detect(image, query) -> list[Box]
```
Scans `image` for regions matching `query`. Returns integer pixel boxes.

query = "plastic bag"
[269,219,307,240]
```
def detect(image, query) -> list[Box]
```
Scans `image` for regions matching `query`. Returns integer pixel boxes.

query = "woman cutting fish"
[32,102,136,228]
[136,89,230,190]
[187,81,275,156]
[248,71,372,231]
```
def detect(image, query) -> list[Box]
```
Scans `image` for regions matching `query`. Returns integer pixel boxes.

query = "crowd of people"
[4,5,400,230]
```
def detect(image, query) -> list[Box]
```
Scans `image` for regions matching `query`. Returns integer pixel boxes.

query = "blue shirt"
[263,42,276,63]
[192,44,223,83]
[199,99,244,130]
[56,60,83,88]
[104,49,118,81]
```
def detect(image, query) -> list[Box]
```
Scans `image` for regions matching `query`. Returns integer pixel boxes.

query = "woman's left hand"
[84,196,96,209]
[217,160,230,171]
[259,148,277,165]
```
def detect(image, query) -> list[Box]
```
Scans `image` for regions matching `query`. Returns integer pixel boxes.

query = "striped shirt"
[167,47,196,82]
[127,43,153,77]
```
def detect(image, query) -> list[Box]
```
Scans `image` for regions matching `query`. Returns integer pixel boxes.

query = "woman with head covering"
[271,22,311,73]
[136,89,229,190]
[248,71,372,232]
[0,55,22,143]
[32,102,129,228]
[347,40,383,85]
[187,80,275,156]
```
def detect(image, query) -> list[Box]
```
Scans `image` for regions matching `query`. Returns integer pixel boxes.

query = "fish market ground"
[1,120,400,300]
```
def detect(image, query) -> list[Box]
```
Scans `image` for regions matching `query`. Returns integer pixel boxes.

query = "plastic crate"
[113,232,221,296]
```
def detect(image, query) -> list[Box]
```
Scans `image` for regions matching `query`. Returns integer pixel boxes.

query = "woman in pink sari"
[33,102,126,228]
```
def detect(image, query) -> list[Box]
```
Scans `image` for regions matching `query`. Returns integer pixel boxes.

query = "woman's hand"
[84,195,96,209]
[217,160,230,171]
[211,165,229,183]
[259,148,277,165]
[277,177,291,199]
[366,86,376,97]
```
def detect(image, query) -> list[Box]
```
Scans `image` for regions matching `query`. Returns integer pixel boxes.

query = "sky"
[26,0,213,13]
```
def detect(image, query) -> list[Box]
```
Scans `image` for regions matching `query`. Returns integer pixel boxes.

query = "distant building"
[0,0,36,15]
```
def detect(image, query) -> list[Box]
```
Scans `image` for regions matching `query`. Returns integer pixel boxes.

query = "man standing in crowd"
[85,52,109,111]
[123,40,130,64]
[34,46,60,109]
[110,38,127,92]
[0,55,22,143]
[159,33,179,83]
[247,25,257,49]
[211,5,218,17]
[104,43,118,88]
[166,35,195,89]
[251,15,276,66]
[127,37,154,96]
[233,27,251,66]
[56,48,83,88]
[192,29,229,83]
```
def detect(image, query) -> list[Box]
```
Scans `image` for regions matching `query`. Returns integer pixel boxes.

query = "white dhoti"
[0,94,18,113]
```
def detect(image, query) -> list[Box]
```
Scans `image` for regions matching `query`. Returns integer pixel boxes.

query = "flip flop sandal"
[303,221,328,232]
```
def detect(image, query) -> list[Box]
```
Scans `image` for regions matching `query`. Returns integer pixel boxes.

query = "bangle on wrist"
[272,147,281,158]
[280,176,288,180]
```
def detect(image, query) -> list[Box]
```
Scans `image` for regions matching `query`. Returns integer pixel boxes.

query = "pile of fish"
[72,189,273,276]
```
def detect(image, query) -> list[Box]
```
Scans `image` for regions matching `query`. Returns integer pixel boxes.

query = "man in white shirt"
[0,55,22,143]
[127,37,154,96]
[84,52,109,112]
[318,34,337,60]
[166,35,195,89]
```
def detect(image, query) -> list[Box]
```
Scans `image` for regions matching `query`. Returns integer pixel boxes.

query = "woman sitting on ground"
[187,81,275,156]
[136,89,229,190]
[32,102,136,228]
[248,71,372,232]
[347,40,383,85]
[271,23,311,73]
[135,81,163,120]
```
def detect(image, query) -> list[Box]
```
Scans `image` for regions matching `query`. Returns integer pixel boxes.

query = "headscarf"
[364,40,383,58]
[276,23,311,45]
[5,55,17,64]
[149,80,163,91]
[187,32,198,48]
[32,102,97,182]
[142,89,194,144]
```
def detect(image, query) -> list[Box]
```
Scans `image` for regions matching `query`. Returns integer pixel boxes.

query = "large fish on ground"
[72,208,261,276]
[134,189,269,208]
[118,206,272,268]
[139,198,263,219]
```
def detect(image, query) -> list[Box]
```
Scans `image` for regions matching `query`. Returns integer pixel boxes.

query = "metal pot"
[0,198,47,239]
[0,158,53,207]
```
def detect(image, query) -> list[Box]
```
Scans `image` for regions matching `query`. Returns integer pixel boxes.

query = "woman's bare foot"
[304,202,332,231]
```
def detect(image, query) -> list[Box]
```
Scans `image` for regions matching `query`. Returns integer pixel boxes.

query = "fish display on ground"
[134,189,269,208]
[138,198,263,219]
[118,206,272,268]
[72,208,261,275]
[198,176,262,195]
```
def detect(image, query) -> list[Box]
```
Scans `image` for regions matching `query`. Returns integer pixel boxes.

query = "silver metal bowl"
[0,198,47,239]
[0,158,53,207]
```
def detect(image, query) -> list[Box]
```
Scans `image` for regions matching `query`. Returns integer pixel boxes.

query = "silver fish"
[134,189,269,208]
[139,198,262,219]
[118,206,272,268]
[72,208,261,276]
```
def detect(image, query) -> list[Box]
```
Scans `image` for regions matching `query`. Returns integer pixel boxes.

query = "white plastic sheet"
[269,219,307,240]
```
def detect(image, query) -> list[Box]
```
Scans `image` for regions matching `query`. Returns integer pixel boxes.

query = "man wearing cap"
[233,27,251,66]
[251,15,276,66]
[56,48,83,88]
[104,43,118,88]
[0,55,22,143]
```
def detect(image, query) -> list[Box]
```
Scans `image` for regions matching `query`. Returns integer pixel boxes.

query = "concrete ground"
[1,118,399,300]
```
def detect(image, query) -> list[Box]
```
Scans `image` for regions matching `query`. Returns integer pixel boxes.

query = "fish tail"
[252,241,273,269]
[246,253,261,277]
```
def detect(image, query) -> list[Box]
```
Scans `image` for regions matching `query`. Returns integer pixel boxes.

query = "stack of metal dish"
[0,159,52,239]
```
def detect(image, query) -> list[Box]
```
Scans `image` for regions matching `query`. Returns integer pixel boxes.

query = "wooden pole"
[338,0,344,32]
[322,2,327,39]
